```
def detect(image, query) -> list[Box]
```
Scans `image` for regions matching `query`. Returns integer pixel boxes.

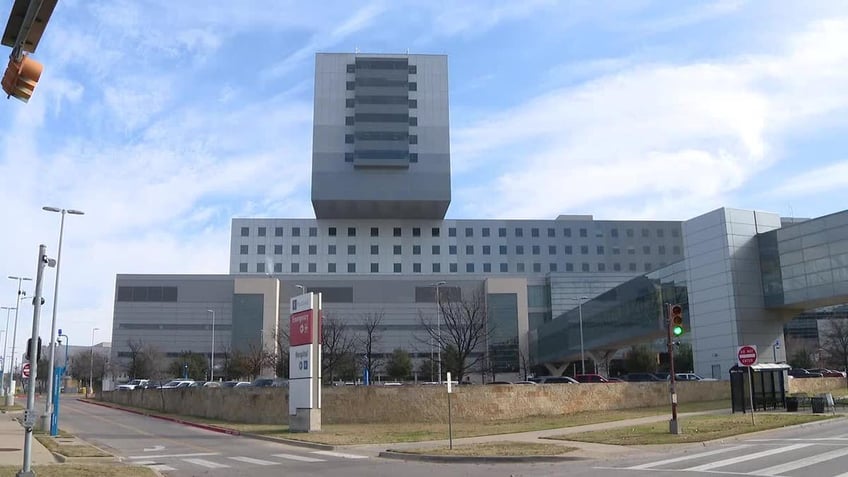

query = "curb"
[77,399,334,450]
[379,450,584,464]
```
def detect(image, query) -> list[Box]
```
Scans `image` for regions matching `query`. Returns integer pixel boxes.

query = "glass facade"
[488,293,519,372]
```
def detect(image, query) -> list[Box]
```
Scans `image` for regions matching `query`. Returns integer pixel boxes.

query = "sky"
[1,0,848,367]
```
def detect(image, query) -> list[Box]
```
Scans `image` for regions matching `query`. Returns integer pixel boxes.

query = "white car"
[673,373,717,381]
[117,379,149,390]
[160,380,195,389]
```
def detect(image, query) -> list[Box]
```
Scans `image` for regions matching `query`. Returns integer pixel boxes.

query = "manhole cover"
[0,448,21,452]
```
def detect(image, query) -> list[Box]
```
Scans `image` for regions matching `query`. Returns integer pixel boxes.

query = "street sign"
[21,362,31,378]
[737,345,758,366]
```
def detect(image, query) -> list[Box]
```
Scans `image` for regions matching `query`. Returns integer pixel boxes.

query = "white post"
[208,310,215,382]
[89,328,99,396]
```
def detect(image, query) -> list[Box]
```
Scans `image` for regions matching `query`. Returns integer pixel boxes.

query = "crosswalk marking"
[748,447,848,476]
[229,456,279,466]
[129,452,219,459]
[627,445,750,470]
[183,457,231,468]
[311,450,368,459]
[273,453,327,463]
[149,464,176,471]
[683,444,813,472]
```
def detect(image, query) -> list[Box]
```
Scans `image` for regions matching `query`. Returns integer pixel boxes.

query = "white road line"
[311,450,369,459]
[129,452,219,459]
[149,464,176,471]
[749,438,848,442]
[228,456,279,466]
[627,446,751,470]
[183,458,231,469]
[683,444,813,472]
[748,447,848,476]
[132,461,155,465]
[272,453,327,463]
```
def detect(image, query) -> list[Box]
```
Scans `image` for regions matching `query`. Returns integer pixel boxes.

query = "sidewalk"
[0,411,56,466]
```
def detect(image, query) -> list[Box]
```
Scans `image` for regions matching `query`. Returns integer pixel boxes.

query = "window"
[484,263,492,272]
[597,245,604,255]
[257,262,265,273]
[516,245,524,255]
[450,263,458,273]
[346,98,355,108]
[346,64,355,73]
[548,228,556,237]
[673,246,681,255]
[308,245,317,255]
[240,227,249,237]
[563,228,571,237]
[564,246,573,254]
[672,229,680,238]
[409,153,418,163]
[394,245,402,255]
[346,81,355,90]
[531,228,539,238]
[642,228,650,238]
[499,227,507,237]
[548,245,556,255]
[291,245,300,255]
[371,245,379,255]
[394,227,402,237]
[409,99,417,108]
[408,65,417,74]
[515,228,523,237]
[371,263,379,273]
[517,263,525,273]
[449,245,457,255]
[579,228,587,238]
[629,263,637,271]
[465,227,473,237]
[309,227,317,237]
[274,245,283,255]
[626,228,634,237]
[413,263,422,273]
[239,245,248,255]
[347,245,356,255]
[549,263,558,272]
[612,247,620,255]
[500,263,508,272]
[565,263,573,272]
[642,246,651,254]
[449,227,456,237]
[291,263,299,273]
[413,227,421,237]
[482,227,490,237]
[598,263,606,272]
[582,263,590,272]
[409,82,417,91]
[657,229,665,238]
[348,227,356,237]
[580,245,588,255]
[345,116,354,126]
[532,245,540,255]
[308,263,317,273]
[257,245,265,255]
[432,245,441,255]
[393,263,402,273]
[432,263,441,273]
[645,263,653,271]
[345,134,354,144]
[275,227,283,237]
[432,227,440,237]
[258,227,266,237]
[610,228,618,238]
[499,245,507,255]
[274,263,282,273]
[329,227,337,236]
[482,245,491,255]
[409,117,417,126]
[292,227,300,237]
[328,245,336,255]
[466,245,474,255]
[658,245,666,255]
[466,263,475,273]
[371,227,379,237]
[409,135,418,145]
[533,263,541,273]
[613,263,621,271]
[627,247,636,255]
[328,263,336,273]
[413,245,421,255]
[348,263,356,273]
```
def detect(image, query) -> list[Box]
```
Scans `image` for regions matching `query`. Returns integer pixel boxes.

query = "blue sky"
[1,0,847,361]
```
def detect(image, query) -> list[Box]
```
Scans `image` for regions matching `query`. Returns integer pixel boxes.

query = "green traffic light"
[673,325,684,336]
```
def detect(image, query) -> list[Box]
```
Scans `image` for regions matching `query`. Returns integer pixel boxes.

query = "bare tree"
[125,340,146,379]
[359,311,385,380]
[242,343,273,380]
[68,351,109,390]
[820,319,848,387]
[418,288,491,383]
[322,313,358,384]
[276,325,290,378]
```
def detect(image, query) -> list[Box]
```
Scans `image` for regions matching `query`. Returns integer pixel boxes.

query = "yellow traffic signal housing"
[670,304,684,336]
[2,55,42,102]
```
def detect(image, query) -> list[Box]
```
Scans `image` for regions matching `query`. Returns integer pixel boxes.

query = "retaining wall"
[788,377,847,395]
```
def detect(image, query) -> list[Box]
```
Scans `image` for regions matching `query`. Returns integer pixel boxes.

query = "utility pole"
[666,302,681,435]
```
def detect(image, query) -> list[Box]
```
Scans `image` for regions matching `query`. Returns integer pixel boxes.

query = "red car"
[575,374,609,383]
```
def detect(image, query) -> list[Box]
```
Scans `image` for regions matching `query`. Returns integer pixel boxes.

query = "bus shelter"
[730,363,790,413]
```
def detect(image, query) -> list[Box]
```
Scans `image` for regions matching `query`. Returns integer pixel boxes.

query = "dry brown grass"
[0,464,155,477]
[398,441,576,456]
[35,434,112,458]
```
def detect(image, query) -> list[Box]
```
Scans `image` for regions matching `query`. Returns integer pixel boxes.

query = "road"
[58,400,848,477]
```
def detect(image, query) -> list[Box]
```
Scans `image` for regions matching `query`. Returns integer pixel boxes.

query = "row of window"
[345,116,418,126]
[239,225,681,239]
[239,244,681,256]
[347,62,416,74]
[345,97,417,108]
[346,134,417,143]
[238,261,665,274]
[345,152,418,163]
[347,81,417,91]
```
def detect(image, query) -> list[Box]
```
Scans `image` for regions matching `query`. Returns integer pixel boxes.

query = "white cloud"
[770,161,848,197]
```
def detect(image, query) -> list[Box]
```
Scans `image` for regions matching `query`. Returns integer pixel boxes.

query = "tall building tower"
[311,53,451,219]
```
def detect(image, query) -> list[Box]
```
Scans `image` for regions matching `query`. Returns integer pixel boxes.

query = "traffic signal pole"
[666,302,680,435]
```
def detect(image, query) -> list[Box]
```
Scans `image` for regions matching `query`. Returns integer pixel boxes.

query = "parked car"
[233,381,252,388]
[653,372,671,380]
[485,381,513,385]
[139,380,165,389]
[203,381,222,388]
[808,368,845,378]
[512,380,538,385]
[188,381,206,388]
[161,380,195,389]
[530,376,579,384]
[221,381,240,388]
[117,379,148,391]
[575,374,609,383]
[672,373,717,381]
[251,378,276,387]
[788,368,823,378]
[621,373,663,382]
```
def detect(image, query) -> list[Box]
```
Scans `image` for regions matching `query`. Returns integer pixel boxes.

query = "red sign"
[290,310,314,346]
[737,345,758,366]
[21,362,31,379]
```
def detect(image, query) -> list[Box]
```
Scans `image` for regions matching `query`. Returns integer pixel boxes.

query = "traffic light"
[2,55,42,102]
[24,336,42,362]
[670,304,684,336]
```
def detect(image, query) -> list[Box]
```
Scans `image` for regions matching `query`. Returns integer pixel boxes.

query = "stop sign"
[21,362,31,379]
[737,345,758,366]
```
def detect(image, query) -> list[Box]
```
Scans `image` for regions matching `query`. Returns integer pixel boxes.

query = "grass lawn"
[398,441,577,457]
[0,405,23,412]
[0,464,155,477]
[35,432,112,458]
[549,413,834,445]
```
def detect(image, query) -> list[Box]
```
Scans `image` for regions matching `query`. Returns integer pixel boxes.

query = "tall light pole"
[0,306,14,396]
[432,281,446,383]
[572,296,588,375]
[207,310,215,382]
[295,284,306,295]
[90,328,99,397]
[42,205,85,430]
[7,276,31,406]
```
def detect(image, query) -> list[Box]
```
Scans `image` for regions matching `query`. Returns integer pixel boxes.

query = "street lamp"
[90,328,99,397]
[42,206,84,428]
[431,281,446,383]
[572,296,589,376]
[7,275,31,405]
[207,310,215,382]
[295,284,306,295]
[0,306,15,396]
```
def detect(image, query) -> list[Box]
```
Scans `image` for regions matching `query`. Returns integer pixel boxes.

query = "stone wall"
[788,377,847,395]
[103,381,730,425]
